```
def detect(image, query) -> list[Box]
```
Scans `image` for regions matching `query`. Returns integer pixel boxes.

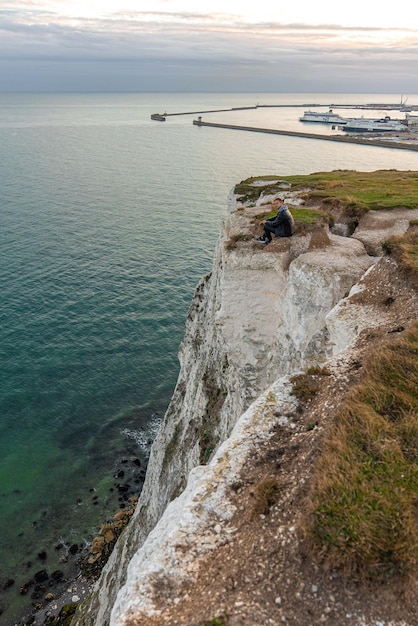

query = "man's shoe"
[255,237,267,243]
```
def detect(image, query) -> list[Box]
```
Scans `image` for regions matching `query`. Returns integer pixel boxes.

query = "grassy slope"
[237,170,418,581]
[308,322,418,580]
[235,170,418,213]
[304,210,417,580]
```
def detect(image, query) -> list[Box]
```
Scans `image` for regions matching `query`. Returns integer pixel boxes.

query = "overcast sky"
[1,0,418,93]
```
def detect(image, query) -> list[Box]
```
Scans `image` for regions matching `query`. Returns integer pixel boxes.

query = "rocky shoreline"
[29,497,139,626]
[6,454,147,626]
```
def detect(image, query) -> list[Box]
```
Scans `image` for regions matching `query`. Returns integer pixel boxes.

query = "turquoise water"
[1,92,417,624]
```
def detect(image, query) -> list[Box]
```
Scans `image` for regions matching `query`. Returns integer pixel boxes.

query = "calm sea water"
[1,92,417,623]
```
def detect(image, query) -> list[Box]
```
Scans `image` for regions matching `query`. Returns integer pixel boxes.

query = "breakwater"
[192,119,418,152]
[151,106,258,120]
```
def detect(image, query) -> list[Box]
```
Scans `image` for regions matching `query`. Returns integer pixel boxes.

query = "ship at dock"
[299,109,347,124]
[343,115,408,133]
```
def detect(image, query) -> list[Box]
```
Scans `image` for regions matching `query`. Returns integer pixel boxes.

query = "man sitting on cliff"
[255,198,295,245]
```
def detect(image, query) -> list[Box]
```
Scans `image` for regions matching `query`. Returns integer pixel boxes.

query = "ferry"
[343,116,407,133]
[299,109,347,124]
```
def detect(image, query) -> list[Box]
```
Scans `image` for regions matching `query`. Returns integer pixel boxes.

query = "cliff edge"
[73,175,418,626]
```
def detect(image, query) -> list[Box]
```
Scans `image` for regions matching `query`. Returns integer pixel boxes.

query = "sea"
[1,92,417,624]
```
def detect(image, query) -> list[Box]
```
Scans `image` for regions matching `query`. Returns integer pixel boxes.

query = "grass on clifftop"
[235,170,418,213]
[384,228,418,286]
[306,321,418,580]
[256,206,329,225]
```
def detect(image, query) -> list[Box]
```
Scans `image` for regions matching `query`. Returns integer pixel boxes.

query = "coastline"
[16,497,140,626]
[8,455,148,626]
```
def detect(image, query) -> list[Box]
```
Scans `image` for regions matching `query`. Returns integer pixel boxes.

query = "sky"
[1,0,418,93]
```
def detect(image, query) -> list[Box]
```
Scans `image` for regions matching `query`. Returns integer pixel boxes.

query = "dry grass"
[224,232,254,250]
[251,476,281,516]
[306,322,418,580]
[384,228,418,287]
[290,367,330,403]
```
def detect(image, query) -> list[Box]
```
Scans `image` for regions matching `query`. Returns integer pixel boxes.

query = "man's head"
[273,197,283,207]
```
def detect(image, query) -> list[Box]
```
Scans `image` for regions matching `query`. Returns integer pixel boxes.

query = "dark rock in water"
[69,544,79,555]
[3,578,14,589]
[133,458,141,467]
[117,484,129,493]
[21,615,35,625]
[115,469,125,479]
[54,543,63,551]
[50,569,64,581]
[37,550,47,561]
[19,580,34,596]
[34,570,49,583]
[26,561,33,568]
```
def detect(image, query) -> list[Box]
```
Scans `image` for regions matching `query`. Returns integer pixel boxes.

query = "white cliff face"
[73,194,412,626]
[110,379,299,625]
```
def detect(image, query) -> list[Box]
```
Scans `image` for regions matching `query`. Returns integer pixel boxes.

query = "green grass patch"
[291,208,329,224]
[307,321,418,580]
[255,207,327,224]
[234,175,288,201]
[235,170,418,213]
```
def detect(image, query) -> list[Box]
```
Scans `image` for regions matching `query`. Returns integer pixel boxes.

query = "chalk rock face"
[352,208,418,256]
[110,378,299,625]
[73,195,377,626]
[326,255,418,354]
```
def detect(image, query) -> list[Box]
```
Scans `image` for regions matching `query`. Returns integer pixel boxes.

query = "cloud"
[1,7,418,92]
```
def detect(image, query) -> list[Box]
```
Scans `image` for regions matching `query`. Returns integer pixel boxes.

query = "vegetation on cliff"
[384,228,418,286]
[234,170,418,214]
[307,320,418,580]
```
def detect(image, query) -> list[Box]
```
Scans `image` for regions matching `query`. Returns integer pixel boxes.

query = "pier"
[151,102,418,121]
[192,119,418,152]
[151,106,257,120]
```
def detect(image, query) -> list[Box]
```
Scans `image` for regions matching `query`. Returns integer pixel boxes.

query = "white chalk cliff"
[73,187,418,626]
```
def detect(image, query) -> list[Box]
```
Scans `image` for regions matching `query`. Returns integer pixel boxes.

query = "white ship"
[344,116,407,133]
[299,109,347,124]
